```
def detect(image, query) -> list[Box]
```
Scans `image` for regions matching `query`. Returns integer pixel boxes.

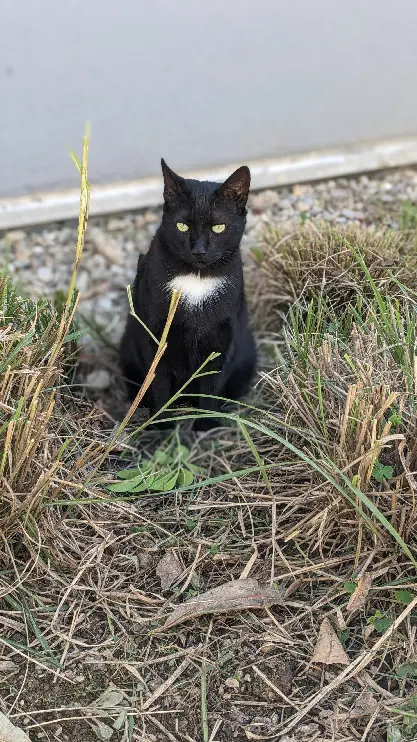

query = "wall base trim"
[1,137,417,230]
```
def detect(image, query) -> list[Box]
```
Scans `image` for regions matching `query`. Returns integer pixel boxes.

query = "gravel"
[2,166,417,372]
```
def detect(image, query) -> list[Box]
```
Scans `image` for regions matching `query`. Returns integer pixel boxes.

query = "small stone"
[331,188,348,199]
[32,245,44,255]
[96,296,113,312]
[37,266,53,283]
[5,229,25,245]
[15,244,30,263]
[292,184,309,197]
[138,552,153,569]
[77,270,89,293]
[143,209,159,224]
[107,217,125,231]
[84,370,111,391]
[123,239,136,253]
[225,677,240,690]
[91,254,107,272]
[250,189,280,211]
[245,212,259,231]
[89,226,123,265]
[342,208,364,220]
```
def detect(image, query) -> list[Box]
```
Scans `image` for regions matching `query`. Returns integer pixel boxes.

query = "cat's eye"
[212,224,226,234]
[176,222,189,232]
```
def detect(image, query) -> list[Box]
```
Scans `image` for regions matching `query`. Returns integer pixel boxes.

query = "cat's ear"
[219,166,251,209]
[161,158,186,205]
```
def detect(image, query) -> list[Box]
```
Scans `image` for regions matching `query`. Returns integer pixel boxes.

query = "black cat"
[119,158,256,429]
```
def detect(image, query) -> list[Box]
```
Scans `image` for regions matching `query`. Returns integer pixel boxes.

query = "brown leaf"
[0,710,31,742]
[349,691,378,718]
[312,617,349,666]
[156,578,283,632]
[156,551,183,592]
[346,573,373,613]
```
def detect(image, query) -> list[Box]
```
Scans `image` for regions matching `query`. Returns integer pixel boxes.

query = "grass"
[1,150,417,742]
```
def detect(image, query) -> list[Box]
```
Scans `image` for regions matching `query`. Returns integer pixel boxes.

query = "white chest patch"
[167,273,228,308]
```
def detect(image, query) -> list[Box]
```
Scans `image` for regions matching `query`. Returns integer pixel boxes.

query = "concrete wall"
[2,0,417,198]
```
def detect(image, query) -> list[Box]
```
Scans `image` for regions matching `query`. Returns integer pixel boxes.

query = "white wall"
[1,0,417,198]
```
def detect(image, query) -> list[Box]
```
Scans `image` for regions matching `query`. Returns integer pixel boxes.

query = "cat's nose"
[192,239,207,257]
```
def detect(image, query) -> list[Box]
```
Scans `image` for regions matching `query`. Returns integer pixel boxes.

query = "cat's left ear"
[219,166,251,209]
[161,158,187,205]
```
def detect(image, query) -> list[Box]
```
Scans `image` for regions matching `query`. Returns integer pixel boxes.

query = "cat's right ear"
[161,158,186,205]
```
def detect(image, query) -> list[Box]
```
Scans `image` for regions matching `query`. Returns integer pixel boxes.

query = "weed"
[108,431,203,494]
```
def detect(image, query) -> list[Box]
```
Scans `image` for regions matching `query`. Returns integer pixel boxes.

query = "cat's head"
[159,159,250,269]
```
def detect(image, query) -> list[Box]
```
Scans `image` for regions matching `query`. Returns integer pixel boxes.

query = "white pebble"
[85,369,111,390]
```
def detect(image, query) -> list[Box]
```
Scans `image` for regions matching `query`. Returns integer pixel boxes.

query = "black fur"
[119,159,256,429]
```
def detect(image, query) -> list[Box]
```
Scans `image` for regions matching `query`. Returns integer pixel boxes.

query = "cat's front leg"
[193,364,225,431]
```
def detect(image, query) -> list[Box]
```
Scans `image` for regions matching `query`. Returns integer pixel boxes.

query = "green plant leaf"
[387,724,402,742]
[109,470,155,492]
[344,581,356,594]
[396,662,417,679]
[178,468,194,486]
[394,589,415,605]
[373,616,394,633]
[108,475,147,493]
[186,462,203,475]
[178,445,190,460]
[389,411,402,427]
[149,470,179,492]
[154,449,170,465]
[116,468,142,480]
[131,474,157,492]
[372,460,393,483]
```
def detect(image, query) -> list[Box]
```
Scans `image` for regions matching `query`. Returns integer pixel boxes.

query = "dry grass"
[255,221,417,308]
[1,170,417,742]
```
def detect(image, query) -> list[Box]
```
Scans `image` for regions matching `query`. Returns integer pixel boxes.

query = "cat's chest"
[166,273,228,309]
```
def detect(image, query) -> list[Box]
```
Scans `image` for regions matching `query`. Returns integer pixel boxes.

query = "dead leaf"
[0,711,31,742]
[0,660,18,674]
[92,684,126,709]
[87,685,127,740]
[89,719,114,741]
[156,551,183,591]
[156,578,283,632]
[129,586,163,604]
[311,617,349,666]
[346,573,373,613]
[349,691,378,718]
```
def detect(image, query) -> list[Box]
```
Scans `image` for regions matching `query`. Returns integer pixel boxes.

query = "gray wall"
[2,0,417,198]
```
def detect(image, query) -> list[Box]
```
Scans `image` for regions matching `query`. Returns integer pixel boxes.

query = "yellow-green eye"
[212,224,226,234]
[176,222,189,232]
